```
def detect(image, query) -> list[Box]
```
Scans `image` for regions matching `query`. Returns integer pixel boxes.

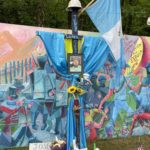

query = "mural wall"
[0,23,150,148]
[84,34,150,140]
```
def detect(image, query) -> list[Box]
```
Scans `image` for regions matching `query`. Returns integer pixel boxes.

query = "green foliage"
[0,0,149,35]
[0,0,68,27]
[122,0,150,35]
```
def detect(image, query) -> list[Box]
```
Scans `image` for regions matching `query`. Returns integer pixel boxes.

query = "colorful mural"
[0,23,150,149]
[83,34,150,140]
[0,23,69,148]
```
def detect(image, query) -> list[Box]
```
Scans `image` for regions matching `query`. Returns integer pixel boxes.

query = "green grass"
[87,135,150,150]
[2,135,150,150]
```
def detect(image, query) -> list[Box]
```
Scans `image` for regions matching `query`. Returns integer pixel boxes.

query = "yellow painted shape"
[64,38,84,57]
[125,37,143,75]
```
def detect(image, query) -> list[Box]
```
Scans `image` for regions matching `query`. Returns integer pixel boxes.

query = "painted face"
[122,68,126,75]
[73,59,79,66]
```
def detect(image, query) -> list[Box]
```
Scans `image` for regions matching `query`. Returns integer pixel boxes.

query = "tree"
[121,0,150,35]
[0,0,149,35]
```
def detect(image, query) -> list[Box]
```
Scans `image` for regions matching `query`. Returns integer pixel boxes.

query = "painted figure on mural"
[0,77,25,134]
[83,72,111,139]
[0,86,40,148]
[44,58,60,135]
[85,106,109,140]
[96,72,109,98]
[83,72,109,108]
[0,108,40,148]
[29,55,50,130]
[129,61,150,135]
[99,63,142,137]
[29,54,65,136]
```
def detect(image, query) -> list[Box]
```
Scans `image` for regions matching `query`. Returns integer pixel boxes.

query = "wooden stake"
[78,0,95,17]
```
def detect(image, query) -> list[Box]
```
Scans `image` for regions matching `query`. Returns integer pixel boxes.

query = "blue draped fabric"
[83,36,110,74]
[86,0,125,88]
[37,31,110,150]
[36,31,72,80]
[86,0,120,35]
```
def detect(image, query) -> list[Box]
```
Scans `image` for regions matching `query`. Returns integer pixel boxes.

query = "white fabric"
[103,20,122,60]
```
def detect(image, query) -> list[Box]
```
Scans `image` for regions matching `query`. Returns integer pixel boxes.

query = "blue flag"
[86,0,125,86]
[86,0,123,61]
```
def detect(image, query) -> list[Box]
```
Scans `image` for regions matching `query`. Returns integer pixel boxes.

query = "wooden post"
[78,0,95,16]
[71,8,79,54]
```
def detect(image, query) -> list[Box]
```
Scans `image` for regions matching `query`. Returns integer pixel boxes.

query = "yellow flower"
[76,87,86,95]
[68,86,86,95]
[68,86,77,94]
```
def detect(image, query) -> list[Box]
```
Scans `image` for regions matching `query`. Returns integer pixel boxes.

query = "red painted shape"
[140,36,150,67]
[129,113,150,135]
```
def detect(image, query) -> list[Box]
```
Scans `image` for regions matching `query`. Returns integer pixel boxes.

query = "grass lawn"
[3,135,150,150]
[87,135,150,150]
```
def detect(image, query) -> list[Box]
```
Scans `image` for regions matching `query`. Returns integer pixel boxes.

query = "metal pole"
[67,1,82,148]
[71,8,79,54]
[70,7,80,146]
